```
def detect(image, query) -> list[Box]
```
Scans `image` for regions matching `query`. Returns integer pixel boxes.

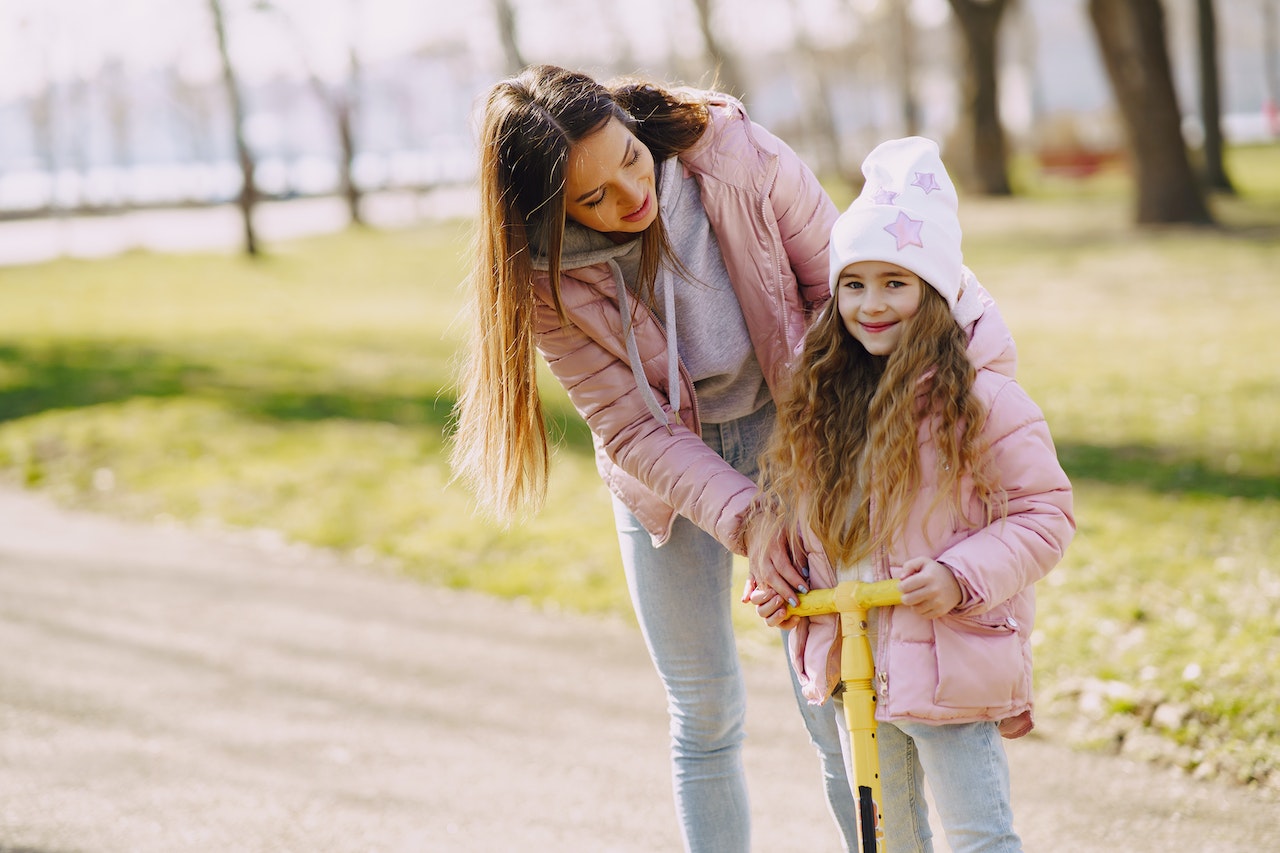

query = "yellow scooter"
[788,579,903,853]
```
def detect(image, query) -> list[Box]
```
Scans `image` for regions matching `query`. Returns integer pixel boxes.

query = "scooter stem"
[789,579,903,853]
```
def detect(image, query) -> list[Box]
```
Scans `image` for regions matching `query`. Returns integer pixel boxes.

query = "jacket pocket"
[932,613,1024,710]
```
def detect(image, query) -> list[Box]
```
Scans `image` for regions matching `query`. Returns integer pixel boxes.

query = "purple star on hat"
[884,211,924,250]
[911,171,941,194]
[873,187,899,205]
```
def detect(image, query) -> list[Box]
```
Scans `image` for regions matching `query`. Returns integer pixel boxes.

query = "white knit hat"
[829,136,981,327]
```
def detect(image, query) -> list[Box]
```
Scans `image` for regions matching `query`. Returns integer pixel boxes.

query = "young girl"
[450,64,861,851]
[749,137,1075,852]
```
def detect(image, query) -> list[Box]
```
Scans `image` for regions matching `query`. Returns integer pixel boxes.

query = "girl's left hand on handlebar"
[897,557,962,619]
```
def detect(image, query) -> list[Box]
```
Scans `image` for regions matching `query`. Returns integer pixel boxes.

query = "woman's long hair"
[449,65,710,518]
[754,285,1004,566]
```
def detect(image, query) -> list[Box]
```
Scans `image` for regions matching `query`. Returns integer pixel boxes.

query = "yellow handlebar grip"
[787,587,839,617]
[850,578,904,609]
[789,579,903,616]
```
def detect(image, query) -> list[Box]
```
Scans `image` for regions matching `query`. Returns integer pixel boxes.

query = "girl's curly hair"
[753,284,1004,566]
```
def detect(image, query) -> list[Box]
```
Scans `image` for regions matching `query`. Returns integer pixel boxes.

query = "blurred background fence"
[2,0,1279,259]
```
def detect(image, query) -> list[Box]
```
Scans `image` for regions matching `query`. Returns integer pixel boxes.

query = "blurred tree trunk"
[67,78,91,209]
[785,0,844,179]
[301,56,364,226]
[208,0,260,256]
[168,69,218,172]
[690,0,747,99]
[492,0,526,75]
[105,60,134,210]
[893,0,921,136]
[1088,0,1211,224]
[947,0,1012,195]
[256,0,365,225]
[1266,1,1280,134]
[1011,0,1044,127]
[1197,0,1233,192]
[331,57,363,226]
[21,12,65,218]
[30,84,59,215]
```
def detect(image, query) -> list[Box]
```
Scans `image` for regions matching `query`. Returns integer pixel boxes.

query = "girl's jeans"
[612,403,858,852]
[833,704,1023,853]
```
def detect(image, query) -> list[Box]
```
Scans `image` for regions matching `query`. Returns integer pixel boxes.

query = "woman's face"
[835,260,925,356]
[563,117,657,240]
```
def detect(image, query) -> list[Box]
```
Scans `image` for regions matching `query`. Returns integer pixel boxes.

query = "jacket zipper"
[874,532,892,701]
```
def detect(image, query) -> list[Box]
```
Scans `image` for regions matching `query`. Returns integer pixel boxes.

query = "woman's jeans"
[833,704,1023,853]
[612,403,858,852]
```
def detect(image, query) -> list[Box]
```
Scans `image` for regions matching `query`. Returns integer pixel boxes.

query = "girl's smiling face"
[563,117,657,240]
[835,260,925,356]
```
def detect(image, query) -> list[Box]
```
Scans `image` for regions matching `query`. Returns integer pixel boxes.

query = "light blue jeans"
[612,402,858,853]
[833,706,1022,853]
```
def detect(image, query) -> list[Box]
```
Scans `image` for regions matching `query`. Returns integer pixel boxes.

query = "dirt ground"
[0,486,1275,852]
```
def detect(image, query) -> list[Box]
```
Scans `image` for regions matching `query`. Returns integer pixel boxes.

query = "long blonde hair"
[754,285,1004,566]
[449,65,709,518]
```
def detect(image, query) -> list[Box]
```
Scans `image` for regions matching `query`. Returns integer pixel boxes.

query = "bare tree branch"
[255,0,365,225]
[208,0,261,256]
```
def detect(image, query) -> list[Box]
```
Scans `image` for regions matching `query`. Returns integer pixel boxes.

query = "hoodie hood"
[961,273,1017,379]
[526,168,682,436]
[527,217,640,272]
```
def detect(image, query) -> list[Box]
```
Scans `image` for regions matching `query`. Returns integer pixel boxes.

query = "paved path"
[0,487,1275,852]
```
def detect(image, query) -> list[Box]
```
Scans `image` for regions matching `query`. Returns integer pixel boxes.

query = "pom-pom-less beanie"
[829,136,982,327]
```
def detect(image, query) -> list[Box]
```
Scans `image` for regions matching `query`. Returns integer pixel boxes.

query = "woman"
[450,64,854,851]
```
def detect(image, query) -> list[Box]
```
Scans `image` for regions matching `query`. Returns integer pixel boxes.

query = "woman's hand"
[897,557,962,619]
[740,512,809,609]
[747,584,801,630]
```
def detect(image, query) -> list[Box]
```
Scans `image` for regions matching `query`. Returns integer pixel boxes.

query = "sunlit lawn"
[0,144,1277,788]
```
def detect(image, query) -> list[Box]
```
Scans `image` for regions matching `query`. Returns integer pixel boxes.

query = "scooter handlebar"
[788,579,903,617]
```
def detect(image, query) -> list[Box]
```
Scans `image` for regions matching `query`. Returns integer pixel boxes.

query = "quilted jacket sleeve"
[757,121,838,315]
[938,377,1075,613]
[788,529,842,705]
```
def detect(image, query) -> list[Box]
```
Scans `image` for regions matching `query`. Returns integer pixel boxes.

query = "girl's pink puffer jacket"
[789,295,1075,736]
[531,95,838,553]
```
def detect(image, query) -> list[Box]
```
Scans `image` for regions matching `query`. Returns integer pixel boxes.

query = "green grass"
[1,144,1278,789]
[0,225,630,614]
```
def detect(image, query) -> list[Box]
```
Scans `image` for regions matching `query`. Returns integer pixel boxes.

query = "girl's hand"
[897,557,962,620]
[747,584,801,630]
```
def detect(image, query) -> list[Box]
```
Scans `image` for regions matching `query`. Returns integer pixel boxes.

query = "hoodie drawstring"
[614,259,680,435]
[662,264,681,421]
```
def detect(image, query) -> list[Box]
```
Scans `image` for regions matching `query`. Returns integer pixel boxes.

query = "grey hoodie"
[529,213,682,434]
